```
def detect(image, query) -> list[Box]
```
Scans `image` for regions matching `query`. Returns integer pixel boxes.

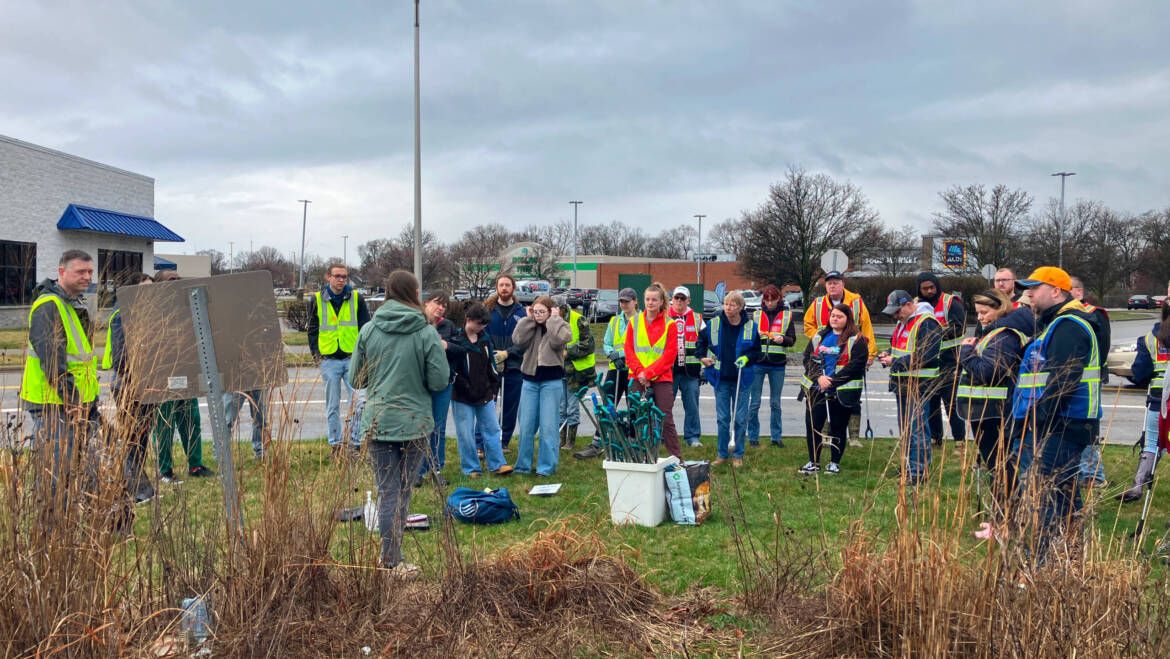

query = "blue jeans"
[498,370,523,448]
[1144,407,1162,454]
[1029,432,1084,563]
[452,400,507,474]
[895,390,931,485]
[421,384,452,474]
[1078,442,1106,484]
[224,389,265,457]
[560,378,580,426]
[715,377,750,459]
[747,365,784,443]
[672,375,702,443]
[515,379,562,475]
[321,357,362,447]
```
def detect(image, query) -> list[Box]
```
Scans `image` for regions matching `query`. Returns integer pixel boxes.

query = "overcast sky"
[3,1,1168,260]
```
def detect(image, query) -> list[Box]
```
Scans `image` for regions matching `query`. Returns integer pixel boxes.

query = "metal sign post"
[188,286,244,540]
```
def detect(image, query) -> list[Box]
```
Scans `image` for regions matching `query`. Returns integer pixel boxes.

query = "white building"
[0,134,184,327]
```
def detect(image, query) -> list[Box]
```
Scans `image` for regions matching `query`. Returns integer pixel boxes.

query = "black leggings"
[971,418,1015,517]
[804,395,854,464]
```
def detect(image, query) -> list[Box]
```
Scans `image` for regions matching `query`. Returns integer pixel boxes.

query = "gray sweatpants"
[368,438,426,567]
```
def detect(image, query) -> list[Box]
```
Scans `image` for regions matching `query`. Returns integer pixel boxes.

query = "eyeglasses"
[531,308,549,315]
[672,295,687,300]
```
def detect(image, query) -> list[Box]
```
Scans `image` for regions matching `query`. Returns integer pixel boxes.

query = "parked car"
[702,290,721,319]
[783,290,803,309]
[566,288,586,307]
[738,289,762,310]
[1107,341,1139,381]
[515,279,552,305]
[588,289,620,322]
[1127,295,1151,310]
[1154,295,1168,308]
[452,289,472,301]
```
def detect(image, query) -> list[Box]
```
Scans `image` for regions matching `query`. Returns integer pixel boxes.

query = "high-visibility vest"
[668,308,702,367]
[1145,332,1169,401]
[315,290,359,355]
[755,308,792,356]
[101,308,120,369]
[567,309,596,371]
[812,295,861,332]
[1011,314,1101,420]
[20,294,100,405]
[801,332,863,405]
[890,313,941,380]
[929,293,964,350]
[707,314,755,372]
[956,326,1027,420]
[630,312,669,369]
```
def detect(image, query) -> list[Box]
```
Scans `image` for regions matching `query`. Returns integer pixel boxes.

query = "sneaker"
[798,462,820,475]
[732,458,743,468]
[712,457,726,466]
[389,561,421,579]
[188,466,215,478]
[468,472,481,478]
[688,440,703,448]
[160,470,183,484]
[573,444,604,459]
[826,463,840,475]
[749,441,760,448]
[770,439,785,448]
[492,465,514,476]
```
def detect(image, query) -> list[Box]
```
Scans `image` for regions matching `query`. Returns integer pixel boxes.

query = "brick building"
[0,134,184,327]
[596,261,767,291]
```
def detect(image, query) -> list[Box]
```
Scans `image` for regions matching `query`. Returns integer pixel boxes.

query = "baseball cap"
[881,289,913,315]
[671,285,691,299]
[1016,266,1071,292]
[824,270,844,281]
[618,287,637,302]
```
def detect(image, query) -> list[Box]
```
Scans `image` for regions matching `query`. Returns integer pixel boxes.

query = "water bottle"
[363,490,379,531]
[180,595,211,644]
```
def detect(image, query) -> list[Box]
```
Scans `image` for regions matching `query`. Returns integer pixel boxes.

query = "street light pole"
[1051,172,1075,269]
[570,200,583,288]
[297,200,311,292]
[694,214,706,282]
[343,235,348,267]
[229,241,234,273]
[412,0,423,284]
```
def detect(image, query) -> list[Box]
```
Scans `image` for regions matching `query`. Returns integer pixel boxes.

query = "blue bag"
[445,487,520,524]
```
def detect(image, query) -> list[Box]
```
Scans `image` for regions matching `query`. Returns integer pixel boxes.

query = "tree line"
[202,166,1170,300]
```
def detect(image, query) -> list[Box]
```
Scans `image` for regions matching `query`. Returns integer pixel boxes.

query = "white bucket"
[602,456,680,527]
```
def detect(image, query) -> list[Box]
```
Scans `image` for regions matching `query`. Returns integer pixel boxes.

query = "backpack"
[445,487,520,524]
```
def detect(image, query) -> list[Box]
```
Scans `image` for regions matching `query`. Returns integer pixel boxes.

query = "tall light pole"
[694,214,706,282]
[1051,172,1075,269]
[569,201,583,288]
[297,199,311,291]
[342,235,348,267]
[412,0,423,284]
[228,241,234,273]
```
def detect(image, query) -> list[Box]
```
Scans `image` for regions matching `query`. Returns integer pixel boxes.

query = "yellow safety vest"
[567,309,596,371]
[20,294,100,405]
[630,312,669,368]
[315,291,359,355]
[607,314,630,351]
[101,308,120,369]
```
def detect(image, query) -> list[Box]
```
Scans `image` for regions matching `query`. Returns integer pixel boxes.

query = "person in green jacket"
[348,270,449,576]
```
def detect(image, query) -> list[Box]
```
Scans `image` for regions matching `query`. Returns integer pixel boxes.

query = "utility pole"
[569,201,583,288]
[297,200,311,292]
[1051,172,1075,269]
[412,0,423,284]
[228,241,234,273]
[694,214,706,282]
[342,235,348,268]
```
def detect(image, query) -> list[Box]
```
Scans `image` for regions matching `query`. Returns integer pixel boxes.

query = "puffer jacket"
[348,300,449,442]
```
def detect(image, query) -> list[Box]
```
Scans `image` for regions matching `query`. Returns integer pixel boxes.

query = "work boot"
[559,425,569,449]
[1117,451,1158,503]
[563,424,578,451]
[574,441,604,459]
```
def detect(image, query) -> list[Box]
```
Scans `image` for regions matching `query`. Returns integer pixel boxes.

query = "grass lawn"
[143,434,1167,596]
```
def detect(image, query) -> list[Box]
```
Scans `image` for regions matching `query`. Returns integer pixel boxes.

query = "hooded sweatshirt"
[916,271,966,369]
[347,300,449,442]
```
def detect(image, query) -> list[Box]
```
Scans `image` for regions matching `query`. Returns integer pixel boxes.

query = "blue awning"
[153,255,177,270]
[57,204,184,242]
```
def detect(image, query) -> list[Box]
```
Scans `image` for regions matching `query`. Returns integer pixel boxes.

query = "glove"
[735,355,749,368]
[493,350,507,368]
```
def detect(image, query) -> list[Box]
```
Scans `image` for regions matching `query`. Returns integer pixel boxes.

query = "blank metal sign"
[118,270,288,403]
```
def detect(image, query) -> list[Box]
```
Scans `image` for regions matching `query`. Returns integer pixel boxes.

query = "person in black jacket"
[484,275,528,450]
[749,285,797,448]
[447,303,514,477]
[798,304,868,475]
[916,271,967,447]
[417,291,456,487]
[957,289,1028,516]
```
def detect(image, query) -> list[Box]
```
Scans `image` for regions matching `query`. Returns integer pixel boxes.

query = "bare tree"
[1137,207,1170,290]
[646,225,698,259]
[359,227,453,290]
[1076,207,1143,300]
[705,217,747,258]
[868,225,921,277]
[509,221,572,283]
[738,167,885,297]
[1016,198,1096,276]
[241,246,295,288]
[931,184,1032,273]
[451,223,512,290]
[196,249,227,275]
